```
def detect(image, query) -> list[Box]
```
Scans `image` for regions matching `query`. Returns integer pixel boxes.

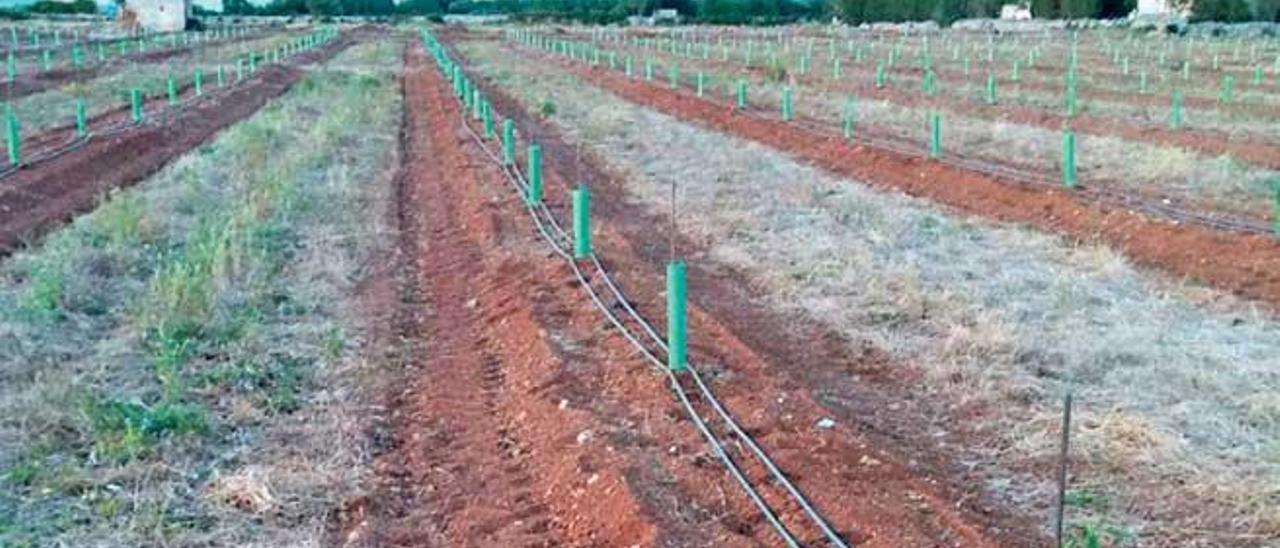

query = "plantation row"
[574,26,1280,128]
[1,26,258,83]
[508,28,1280,227]
[1,29,336,171]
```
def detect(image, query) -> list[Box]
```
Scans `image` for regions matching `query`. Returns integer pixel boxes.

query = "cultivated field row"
[517,27,1280,222]
[435,27,1280,546]
[0,29,397,546]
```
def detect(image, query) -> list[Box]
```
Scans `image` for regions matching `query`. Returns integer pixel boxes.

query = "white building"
[999,3,1032,20]
[1135,0,1192,16]
[122,0,191,32]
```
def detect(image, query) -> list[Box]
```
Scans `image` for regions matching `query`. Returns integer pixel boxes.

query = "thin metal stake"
[1055,392,1073,547]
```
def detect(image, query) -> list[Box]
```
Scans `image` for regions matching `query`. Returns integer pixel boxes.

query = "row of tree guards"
[584,26,1280,103]
[514,29,1086,193]
[429,30,691,372]
[3,28,337,169]
[2,26,256,84]
[534,27,1278,128]
[515,29,1280,236]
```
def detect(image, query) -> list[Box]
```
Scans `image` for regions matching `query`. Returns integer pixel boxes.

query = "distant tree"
[396,0,443,14]
[306,0,341,15]
[1249,0,1280,19]
[965,0,1002,18]
[1097,0,1135,17]
[28,0,97,14]
[1060,0,1100,17]
[1193,0,1252,20]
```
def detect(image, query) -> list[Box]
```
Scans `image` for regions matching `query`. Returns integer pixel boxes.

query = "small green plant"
[82,397,209,463]
[540,100,557,117]
[2,458,41,486]
[21,258,65,317]
[1065,520,1137,548]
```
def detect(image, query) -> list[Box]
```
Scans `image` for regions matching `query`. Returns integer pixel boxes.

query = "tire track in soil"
[435,33,1048,547]
[0,28,368,255]
[494,39,1280,312]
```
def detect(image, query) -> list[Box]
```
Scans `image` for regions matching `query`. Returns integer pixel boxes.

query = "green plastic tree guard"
[1221,75,1235,103]
[6,109,18,167]
[1274,183,1280,238]
[736,80,747,110]
[986,73,998,105]
[131,89,143,124]
[1062,130,1077,189]
[669,64,679,89]
[875,61,886,89]
[217,65,226,87]
[781,87,793,122]
[696,72,705,97]
[572,185,591,259]
[929,113,942,159]
[75,99,86,138]
[842,98,856,141]
[1171,89,1184,129]
[666,261,687,373]
[195,69,203,96]
[527,144,543,205]
[41,49,51,72]
[167,75,178,106]
[482,101,494,139]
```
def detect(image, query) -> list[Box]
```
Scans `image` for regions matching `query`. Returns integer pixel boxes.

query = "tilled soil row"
[493,38,1280,311]
[0,28,363,254]
[389,35,1048,546]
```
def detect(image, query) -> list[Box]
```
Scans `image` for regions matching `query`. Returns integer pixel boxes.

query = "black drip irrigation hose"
[431,37,852,548]
[522,34,1277,239]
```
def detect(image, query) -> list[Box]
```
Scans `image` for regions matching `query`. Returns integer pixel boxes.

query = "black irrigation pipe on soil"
[427,34,853,548]
[517,33,1277,239]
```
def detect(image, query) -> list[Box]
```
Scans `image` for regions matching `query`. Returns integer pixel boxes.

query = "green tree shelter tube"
[1063,130,1077,189]
[6,108,18,167]
[131,89,143,124]
[75,98,86,138]
[502,120,515,165]
[573,185,591,259]
[527,144,543,205]
[667,261,687,373]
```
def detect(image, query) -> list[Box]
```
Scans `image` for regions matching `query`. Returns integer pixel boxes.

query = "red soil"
[355,36,1048,548]
[0,30,359,255]
[513,43,1280,311]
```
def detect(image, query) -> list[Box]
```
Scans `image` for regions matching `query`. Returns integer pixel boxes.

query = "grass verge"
[0,38,402,546]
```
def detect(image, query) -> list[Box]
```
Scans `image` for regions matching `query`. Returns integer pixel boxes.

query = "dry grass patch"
[0,39,402,547]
